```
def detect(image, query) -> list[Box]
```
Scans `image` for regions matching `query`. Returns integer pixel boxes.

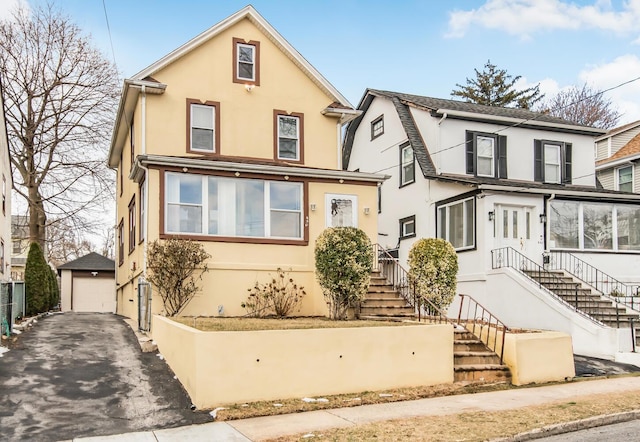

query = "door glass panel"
[512,211,518,239]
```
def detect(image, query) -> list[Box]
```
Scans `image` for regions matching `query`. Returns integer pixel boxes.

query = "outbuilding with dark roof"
[57,252,115,313]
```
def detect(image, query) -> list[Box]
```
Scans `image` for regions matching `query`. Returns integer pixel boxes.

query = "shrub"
[241,268,307,318]
[408,238,458,312]
[146,238,210,316]
[315,227,373,320]
[25,242,51,315]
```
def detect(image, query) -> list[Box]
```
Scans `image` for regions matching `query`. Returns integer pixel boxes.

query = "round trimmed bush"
[408,238,458,311]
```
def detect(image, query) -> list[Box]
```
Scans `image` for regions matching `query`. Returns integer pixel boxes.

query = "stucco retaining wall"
[152,316,454,408]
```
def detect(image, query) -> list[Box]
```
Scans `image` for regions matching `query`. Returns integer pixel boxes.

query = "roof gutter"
[477,183,640,201]
[595,154,640,171]
[435,108,607,135]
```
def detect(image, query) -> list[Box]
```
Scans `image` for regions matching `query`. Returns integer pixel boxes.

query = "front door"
[494,205,536,254]
[325,193,358,227]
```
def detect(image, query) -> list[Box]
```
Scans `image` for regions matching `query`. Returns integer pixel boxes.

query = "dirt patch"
[268,388,640,441]
[173,316,421,331]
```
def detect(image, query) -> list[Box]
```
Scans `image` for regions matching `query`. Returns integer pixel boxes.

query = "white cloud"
[447,0,640,38]
[0,0,29,21]
[579,54,640,124]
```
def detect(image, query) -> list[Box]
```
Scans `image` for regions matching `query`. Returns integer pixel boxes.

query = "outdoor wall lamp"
[488,211,495,221]
[363,207,370,215]
[539,213,547,223]
[310,203,316,211]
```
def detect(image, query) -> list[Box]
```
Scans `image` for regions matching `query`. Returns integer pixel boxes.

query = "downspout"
[140,85,149,276]
[436,113,447,174]
[337,114,345,170]
[543,193,555,254]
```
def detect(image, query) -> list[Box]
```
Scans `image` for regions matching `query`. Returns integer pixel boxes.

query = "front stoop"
[453,329,511,383]
[361,271,415,321]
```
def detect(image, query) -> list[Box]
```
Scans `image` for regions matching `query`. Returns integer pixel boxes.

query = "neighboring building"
[57,252,115,313]
[595,120,640,193]
[10,215,28,280]
[344,89,640,359]
[0,80,11,282]
[108,6,384,324]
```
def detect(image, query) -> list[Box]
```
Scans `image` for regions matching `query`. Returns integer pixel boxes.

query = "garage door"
[72,277,116,313]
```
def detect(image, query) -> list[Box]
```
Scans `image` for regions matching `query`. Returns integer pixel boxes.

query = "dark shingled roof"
[57,252,115,272]
[343,88,604,171]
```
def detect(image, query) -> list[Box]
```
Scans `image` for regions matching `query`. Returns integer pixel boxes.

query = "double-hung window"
[465,131,507,178]
[188,100,219,153]
[400,143,415,187]
[437,197,475,250]
[617,166,633,192]
[275,111,303,161]
[233,38,260,85]
[165,172,303,240]
[118,220,124,266]
[534,140,572,184]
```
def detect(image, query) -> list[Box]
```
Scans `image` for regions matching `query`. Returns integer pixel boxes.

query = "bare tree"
[45,216,94,267]
[0,4,119,249]
[542,84,621,129]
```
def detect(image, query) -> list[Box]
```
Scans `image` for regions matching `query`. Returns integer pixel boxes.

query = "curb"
[491,410,640,441]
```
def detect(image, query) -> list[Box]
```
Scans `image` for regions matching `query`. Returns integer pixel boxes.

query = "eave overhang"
[131,154,389,184]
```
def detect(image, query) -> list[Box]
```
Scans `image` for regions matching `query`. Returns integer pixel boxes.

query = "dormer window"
[233,38,260,86]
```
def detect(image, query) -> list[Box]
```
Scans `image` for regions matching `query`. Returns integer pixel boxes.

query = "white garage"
[58,252,116,313]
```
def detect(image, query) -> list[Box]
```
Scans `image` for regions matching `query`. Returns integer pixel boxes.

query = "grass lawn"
[172,316,422,331]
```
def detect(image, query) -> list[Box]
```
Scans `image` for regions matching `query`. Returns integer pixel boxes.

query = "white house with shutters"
[344,89,640,361]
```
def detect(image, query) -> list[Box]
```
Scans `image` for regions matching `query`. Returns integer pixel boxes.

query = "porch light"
[310,203,316,211]
[539,213,547,223]
[364,207,370,215]
[488,211,494,221]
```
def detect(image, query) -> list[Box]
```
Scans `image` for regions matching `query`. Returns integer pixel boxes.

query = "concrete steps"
[361,271,416,321]
[453,329,511,383]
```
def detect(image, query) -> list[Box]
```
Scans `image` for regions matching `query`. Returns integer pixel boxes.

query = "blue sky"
[3,0,640,125]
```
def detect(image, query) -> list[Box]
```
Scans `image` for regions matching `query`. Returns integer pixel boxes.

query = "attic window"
[233,38,260,86]
[371,115,384,140]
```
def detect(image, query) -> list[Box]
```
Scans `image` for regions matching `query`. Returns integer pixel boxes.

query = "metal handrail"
[457,294,508,364]
[372,244,455,325]
[549,251,640,311]
[491,247,607,327]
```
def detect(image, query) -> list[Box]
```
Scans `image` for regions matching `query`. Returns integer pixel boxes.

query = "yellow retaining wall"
[152,316,454,408]
[503,331,575,386]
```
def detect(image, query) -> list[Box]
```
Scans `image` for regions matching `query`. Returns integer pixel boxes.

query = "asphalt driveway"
[0,312,210,441]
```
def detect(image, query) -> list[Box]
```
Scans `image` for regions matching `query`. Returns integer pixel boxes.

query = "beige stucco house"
[108,6,385,325]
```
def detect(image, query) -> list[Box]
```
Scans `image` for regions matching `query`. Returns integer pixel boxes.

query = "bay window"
[437,196,475,250]
[165,172,303,240]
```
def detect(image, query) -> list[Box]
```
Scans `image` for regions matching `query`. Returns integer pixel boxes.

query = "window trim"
[466,131,507,179]
[161,170,309,245]
[436,195,476,252]
[128,196,136,254]
[232,38,260,86]
[118,219,124,266]
[186,99,220,155]
[0,238,4,274]
[534,139,572,184]
[399,215,416,240]
[399,142,415,187]
[2,175,5,215]
[616,165,634,192]
[371,115,384,140]
[273,110,304,163]
[476,135,495,178]
[139,179,145,244]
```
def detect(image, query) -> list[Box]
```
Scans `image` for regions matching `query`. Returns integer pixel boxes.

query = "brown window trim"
[128,195,136,254]
[138,179,145,245]
[159,169,309,245]
[232,37,260,86]
[273,110,304,164]
[186,98,221,156]
[118,219,124,266]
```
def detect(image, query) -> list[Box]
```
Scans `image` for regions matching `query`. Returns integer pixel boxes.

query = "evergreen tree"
[451,60,544,109]
[25,242,51,315]
[48,267,60,310]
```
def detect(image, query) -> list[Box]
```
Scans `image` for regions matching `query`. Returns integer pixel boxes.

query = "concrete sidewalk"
[68,376,640,442]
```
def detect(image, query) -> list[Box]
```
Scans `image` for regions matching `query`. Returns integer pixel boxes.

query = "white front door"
[494,205,537,254]
[325,193,358,227]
